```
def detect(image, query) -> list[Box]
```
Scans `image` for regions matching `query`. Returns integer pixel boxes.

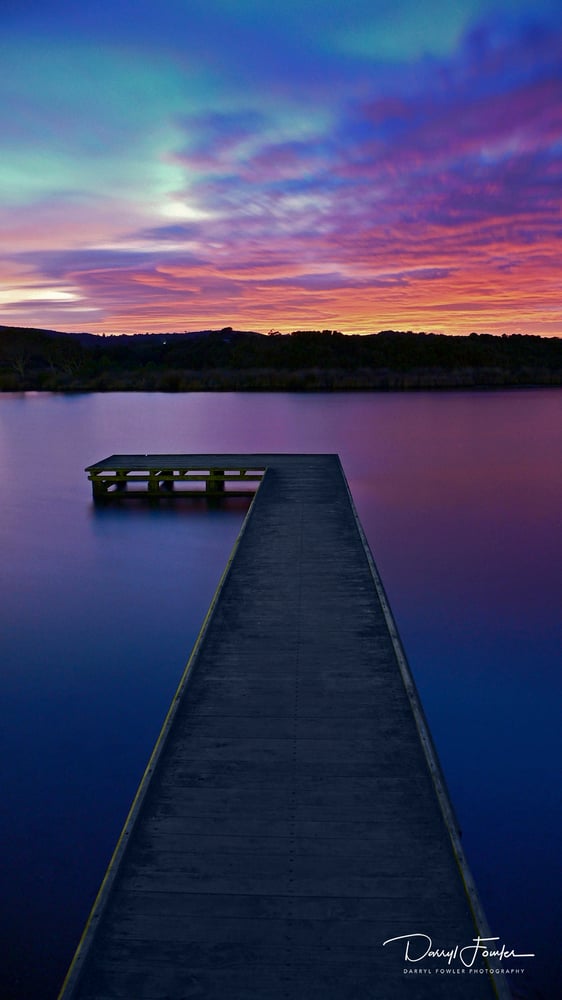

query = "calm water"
[1,390,560,1000]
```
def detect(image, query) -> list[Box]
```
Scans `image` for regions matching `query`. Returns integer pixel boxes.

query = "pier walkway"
[61,455,504,999]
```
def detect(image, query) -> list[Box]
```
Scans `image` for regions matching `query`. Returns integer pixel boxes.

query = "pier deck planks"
[62,455,501,999]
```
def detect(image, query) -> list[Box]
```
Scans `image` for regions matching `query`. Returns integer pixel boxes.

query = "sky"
[1,0,561,336]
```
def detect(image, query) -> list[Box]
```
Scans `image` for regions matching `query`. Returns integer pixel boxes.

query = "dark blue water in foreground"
[1,390,560,1000]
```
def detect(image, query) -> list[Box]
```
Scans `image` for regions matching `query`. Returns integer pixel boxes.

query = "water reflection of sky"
[1,389,560,1000]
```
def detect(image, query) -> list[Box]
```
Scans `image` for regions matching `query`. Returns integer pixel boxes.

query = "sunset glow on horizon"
[1,0,561,336]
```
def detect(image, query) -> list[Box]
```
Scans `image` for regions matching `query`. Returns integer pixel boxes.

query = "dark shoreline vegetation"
[1,324,561,391]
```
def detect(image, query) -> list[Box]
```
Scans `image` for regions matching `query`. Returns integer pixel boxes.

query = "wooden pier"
[62,454,507,999]
[85,455,264,500]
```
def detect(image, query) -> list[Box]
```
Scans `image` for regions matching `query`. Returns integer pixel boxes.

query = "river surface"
[1,389,560,1000]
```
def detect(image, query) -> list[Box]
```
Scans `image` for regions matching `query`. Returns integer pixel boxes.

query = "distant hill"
[1,324,561,391]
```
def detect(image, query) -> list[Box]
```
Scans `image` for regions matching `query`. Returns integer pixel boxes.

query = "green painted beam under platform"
[61,454,508,999]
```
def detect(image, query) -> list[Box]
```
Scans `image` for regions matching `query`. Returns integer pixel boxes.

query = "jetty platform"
[60,454,505,999]
[85,454,265,499]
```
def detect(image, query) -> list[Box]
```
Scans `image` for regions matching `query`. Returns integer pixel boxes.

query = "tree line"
[1,324,561,391]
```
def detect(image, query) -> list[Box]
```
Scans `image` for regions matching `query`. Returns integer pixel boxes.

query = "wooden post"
[207,468,225,494]
[91,474,108,500]
[161,469,174,492]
